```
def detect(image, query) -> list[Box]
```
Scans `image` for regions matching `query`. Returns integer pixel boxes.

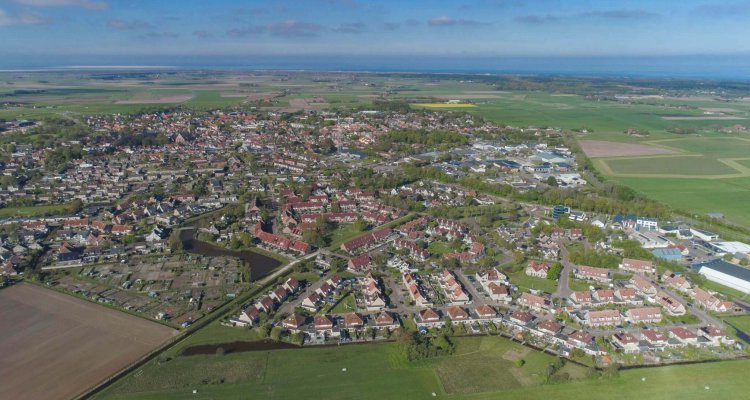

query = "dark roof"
[693,259,750,283]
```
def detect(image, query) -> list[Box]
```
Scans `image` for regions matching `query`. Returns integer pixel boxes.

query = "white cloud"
[11,0,107,10]
[0,8,47,26]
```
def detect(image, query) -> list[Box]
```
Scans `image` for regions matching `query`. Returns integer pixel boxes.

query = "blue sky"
[1,0,749,58]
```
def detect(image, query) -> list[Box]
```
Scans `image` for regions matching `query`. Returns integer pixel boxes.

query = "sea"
[1,54,750,80]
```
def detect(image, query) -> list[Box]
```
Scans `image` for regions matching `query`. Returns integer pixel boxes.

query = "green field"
[506,269,558,294]
[95,327,750,400]
[0,202,79,218]
[587,137,750,227]
[328,293,357,314]
[601,156,737,177]
[97,335,588,400]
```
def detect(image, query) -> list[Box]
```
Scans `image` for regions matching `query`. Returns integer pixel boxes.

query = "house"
[641,329,669,348]
[282,314,306,331]
[270,286,288,302]
[537,320,562,335]
[416,308,443,327]
[476,268,507,285]
[574,265,611,283]
[445,306,469,323]
[374,311,398,329]
[525,260,549,278]
[255,296,276,313]
[347,254,372,274]
[301,293,321,312]
[656,292,686,315]
[612,331,640,353]
[283,277,300,293]
[630,274,657,297]
[567,330,594,349]
[614,288,639,304]
[448,287,471,305]
[314,315,334,332]
[670,327,698,345]
[626,307,662,324]
[509,310,534,326]
[619,258,656,275]
[344,312,364,330]
[701,326,730,345]
[239,306,259,325]
[570,291,593,307]
[473,304,498,320]
[518,292,548,312]
[585,309,622,327]
[593,289,615,304]
[662,270,692,292]
[486,282,511,302]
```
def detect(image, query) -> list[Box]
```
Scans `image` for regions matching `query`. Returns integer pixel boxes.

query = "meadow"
[96,333,588,400]
[94,321,750,400]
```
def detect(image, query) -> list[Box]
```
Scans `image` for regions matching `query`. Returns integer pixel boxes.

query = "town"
[2,105,748,371]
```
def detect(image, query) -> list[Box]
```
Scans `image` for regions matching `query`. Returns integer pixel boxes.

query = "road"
[257,250,320,287]
[553,245,574,299]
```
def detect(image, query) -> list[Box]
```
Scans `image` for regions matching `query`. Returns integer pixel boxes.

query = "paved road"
[553,245,574,299]
[258,250,320,287]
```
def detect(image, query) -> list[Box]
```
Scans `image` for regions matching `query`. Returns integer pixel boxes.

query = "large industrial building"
[692,259,750,294]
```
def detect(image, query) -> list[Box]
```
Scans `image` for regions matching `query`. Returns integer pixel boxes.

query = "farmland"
[0,283,177,400]
[585,137,750,226]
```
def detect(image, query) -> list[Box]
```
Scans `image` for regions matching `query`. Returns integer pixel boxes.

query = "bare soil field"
[0,283,177,400]
[578,140,677,157]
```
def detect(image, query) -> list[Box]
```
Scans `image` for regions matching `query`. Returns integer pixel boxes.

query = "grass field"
[586,137,750,227]
[0,283,177,400]
[0,202,79,217]
[414,103,477,108]
[96,327,750,400]
[328,292,357,314]
[328,224,367,250]
[600,155,738,177]
[506,269,558,294]
[96,335,588,400]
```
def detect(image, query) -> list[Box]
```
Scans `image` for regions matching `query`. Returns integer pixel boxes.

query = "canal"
[179,228,282,282]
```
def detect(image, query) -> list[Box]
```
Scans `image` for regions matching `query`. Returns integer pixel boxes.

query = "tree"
[353,217,369,232]
[168,230,184,252]
[546,176,558,187]
[547,262,563,280]
[270,327,282,341]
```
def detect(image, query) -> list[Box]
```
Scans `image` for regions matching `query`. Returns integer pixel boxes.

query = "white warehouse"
[693,259,750,294]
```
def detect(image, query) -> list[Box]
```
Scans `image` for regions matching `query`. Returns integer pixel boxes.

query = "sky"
[1,0,749,62]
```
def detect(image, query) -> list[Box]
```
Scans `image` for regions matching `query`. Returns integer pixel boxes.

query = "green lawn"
[699,279,750,302]
[722,315,750,334]
[328,224,367,250]
[428,241,453,255]
[0,202,80,218]
[506,269,558,294]
[328,293,357,314]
